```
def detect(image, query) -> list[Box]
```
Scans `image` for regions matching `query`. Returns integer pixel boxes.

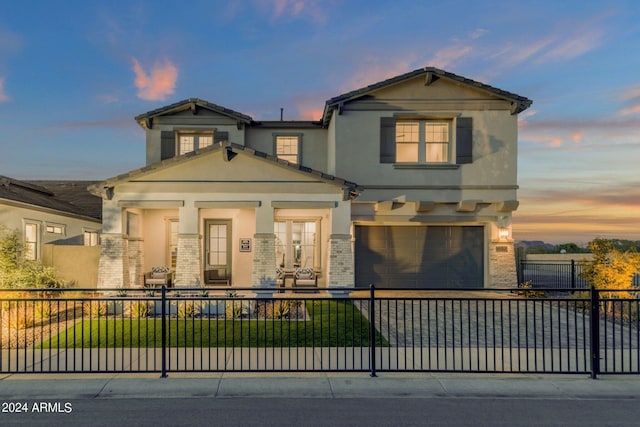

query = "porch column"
[97,200,128,289]
[252,204,276,287]
[174,205,201,287]
[327,200,354,292]
[97,233,129,289]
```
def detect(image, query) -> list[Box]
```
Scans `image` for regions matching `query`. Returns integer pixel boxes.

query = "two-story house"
[89,67,531,291]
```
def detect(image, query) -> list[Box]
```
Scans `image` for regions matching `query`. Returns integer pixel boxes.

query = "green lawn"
[40,300,389,348]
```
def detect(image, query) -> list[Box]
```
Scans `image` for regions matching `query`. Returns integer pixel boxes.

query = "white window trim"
[393,113,460,166]
[83,229,100,246]
[274,217,321,271]
[45,222,66,236]
[23,219,41,260]
[273,133,303,164]
[176,129,215,155]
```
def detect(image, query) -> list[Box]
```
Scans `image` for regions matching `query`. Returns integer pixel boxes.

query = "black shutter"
[160,131,175,160]
[214,131,229,145]
[380,117,396,163]
[456,117,473,164]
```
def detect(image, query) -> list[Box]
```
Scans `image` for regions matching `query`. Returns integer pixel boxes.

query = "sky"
[1,0,639,245]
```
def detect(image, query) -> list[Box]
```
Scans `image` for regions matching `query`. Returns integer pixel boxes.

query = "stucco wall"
[42,244,100,288]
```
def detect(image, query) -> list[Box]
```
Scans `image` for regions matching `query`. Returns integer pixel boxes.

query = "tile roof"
[322,67,533,124]
[0,176,102,221]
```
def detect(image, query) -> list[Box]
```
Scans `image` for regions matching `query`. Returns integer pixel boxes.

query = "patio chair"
[144,266,174,288]
[292,267,319,290]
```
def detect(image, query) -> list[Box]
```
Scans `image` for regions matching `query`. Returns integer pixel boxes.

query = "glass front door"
[204,219,231,285]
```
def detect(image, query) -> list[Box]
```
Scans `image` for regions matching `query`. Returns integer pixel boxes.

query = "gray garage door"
[354,225,484,289]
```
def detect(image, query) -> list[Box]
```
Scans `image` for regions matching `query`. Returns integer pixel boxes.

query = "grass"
[39,300,389,348]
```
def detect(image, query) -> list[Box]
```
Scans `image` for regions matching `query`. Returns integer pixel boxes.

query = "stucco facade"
[91,67,531,291]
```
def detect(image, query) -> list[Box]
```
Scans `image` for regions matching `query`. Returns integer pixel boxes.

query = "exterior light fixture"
[498,227,510,241]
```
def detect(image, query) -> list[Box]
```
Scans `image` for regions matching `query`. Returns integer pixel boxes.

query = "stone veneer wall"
[97,233,129,289]
[327,234,354,288]
[174,234,201,287]
[252,233,276,287]
[127,238,144,288]
[488,241,517,288]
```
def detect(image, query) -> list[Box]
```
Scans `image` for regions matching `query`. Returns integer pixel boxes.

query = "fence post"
[589,286,600,379]
[571,260,576,289]
[161,285,167,378]
[369,284,377,378]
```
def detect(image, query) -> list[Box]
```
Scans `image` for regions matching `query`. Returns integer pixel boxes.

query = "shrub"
[34,300,52,319]
[580,238,640,308]
[128,300,151,318]
[515,281,546,298]
[5,302,35,330]
[84,301,107,318]
[177,301,199,318]
[0,226,67,289]
[225,300,244,319]
[265,299,301,319]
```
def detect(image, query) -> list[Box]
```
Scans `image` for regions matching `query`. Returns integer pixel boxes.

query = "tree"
[580,238,640,307]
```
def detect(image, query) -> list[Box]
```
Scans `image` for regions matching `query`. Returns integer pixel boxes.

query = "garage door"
[354,226,484,289]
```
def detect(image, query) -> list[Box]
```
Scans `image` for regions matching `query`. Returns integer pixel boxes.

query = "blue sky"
[1,0,639,244]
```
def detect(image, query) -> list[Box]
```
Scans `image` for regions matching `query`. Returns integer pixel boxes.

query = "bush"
[0,226,67,289]
[5,302,35,330]
[128,300,151,318]
[515,281,546,298]
[84,301,107,317]
[177,301,199,318]
[580,238,640,298]
[265,299,301,319]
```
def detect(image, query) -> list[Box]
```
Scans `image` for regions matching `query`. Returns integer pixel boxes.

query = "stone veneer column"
[252,233,277,286]
[327,234,354,289]
[127,238,144,288]
[97,233,129,289]
[488,241,518,288]
[174,234,201,287]
[252,204,276,287]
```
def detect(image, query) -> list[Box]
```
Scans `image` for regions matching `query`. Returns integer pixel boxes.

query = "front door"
[204,219,231,285]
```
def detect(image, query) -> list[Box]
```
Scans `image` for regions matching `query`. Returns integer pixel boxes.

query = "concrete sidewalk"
[1,373,639,400]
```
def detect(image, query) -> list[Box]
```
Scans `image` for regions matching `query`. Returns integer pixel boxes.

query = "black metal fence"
[518,260,640,289]
[0,286,638,378]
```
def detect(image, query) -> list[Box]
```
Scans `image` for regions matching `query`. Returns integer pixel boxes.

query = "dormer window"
[178,130,214,155]
[274,134,301,164]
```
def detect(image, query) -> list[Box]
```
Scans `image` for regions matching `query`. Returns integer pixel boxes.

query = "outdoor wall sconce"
[498,227,510,241]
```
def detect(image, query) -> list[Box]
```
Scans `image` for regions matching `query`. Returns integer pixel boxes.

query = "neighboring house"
[0,176,102,260]
[90,67,531,291]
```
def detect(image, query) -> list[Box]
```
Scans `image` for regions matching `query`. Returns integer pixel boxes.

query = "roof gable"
[322,67,532,124]
[135,98,253,129]
[89,143,361,199]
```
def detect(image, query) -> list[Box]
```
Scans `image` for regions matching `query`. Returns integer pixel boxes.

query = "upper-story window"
[178,130,214,155]
[396,120,450,163]
[275,135,301,164]
[380,116,473,166]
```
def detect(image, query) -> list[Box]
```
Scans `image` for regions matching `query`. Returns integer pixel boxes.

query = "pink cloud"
[620,104,640,115]
[131,58,178,101]
[0,77,8,102]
